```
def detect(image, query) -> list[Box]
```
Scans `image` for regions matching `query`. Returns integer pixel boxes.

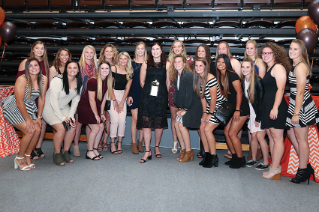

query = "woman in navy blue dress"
[127,42,147,154]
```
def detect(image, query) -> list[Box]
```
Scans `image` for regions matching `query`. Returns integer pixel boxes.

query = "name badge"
[150,80,159,97]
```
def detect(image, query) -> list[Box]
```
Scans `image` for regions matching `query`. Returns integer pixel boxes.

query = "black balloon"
[296,28,318,54]
[0,22,17,43]
[309,0,319,25]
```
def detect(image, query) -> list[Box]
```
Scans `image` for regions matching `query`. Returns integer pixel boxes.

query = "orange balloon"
[0,7,4,26]
[295,16,318,34]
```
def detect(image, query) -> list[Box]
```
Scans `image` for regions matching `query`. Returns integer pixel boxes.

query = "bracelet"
[293,113,299,116]
[235,110,241,112]
[101,113,105,115]
[37,116,42,119]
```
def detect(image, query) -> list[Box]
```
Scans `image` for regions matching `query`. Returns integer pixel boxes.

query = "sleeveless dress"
[16,60,47,78]
[137,64,168,129]
[2,74,43,125]
[168,55,193,107]
[261,64,288,129]
[128,61,143,109]
[286,63,319,127]
[200,77,226,124]
[254,63,259,75]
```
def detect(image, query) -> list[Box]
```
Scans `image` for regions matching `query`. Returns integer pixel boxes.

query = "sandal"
[155,146,161,158]
[139,151,152,163]
[98,141,103,151]
[102,142,109,151]
[53,153,65,166]
[93,148,103,159]
[172,141,178,154]
[86,150,100,160]
[30,149,39,160]
[14,156,31,171]
[117,141,122,154]
[109,142,118,154]
[24,154,36,168]
[34,148,45,158]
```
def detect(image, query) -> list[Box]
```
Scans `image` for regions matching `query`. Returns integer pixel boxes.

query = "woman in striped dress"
[194,57,226,168]
[286,39,319,183]
[2,58,48,170]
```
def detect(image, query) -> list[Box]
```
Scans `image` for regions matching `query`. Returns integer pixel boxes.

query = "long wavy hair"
[169,54,192,82]
[245,39,261,65]
[242,58,257,103]
[133,41,148,61]
[91,61,113,101]
[168,40,187,63]
[194,44,212,65]
[117,52,134,81]
[215,54,235,99]
[98,43,118,65]
[30,41,49,77]
[216,41,232,58]
[193,57,209,98]
[79,45,98,73]
[63,61,82,95]
[291,39,312,77]
[260,42,291,75]
[24,58,44,99]
[52,48,72,73]
[147,42,167,68]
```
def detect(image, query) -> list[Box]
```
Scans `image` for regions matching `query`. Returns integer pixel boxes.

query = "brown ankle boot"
[138,140,144,152]
[131,142,139,154]
[177,149,186,161]
[179,150,194,163]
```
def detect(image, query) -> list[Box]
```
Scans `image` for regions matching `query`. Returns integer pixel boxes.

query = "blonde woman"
[49,48,72,81]
[73,45,98,156]
[109,52,133,154]
[3,58,48,170]
[167,40,194,154]
[127,42,147,154]
[17,41,49,160]
[245,39,266,78]
[216,41,241,76]
[78,61,113,160]
[98,44,118,151]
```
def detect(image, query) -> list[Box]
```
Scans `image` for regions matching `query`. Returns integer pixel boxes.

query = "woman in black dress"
[137,42,169,163]
[216,54,249,169]
[260,42,291,179]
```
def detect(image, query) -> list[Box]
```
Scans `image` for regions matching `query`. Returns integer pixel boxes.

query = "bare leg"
[87,124,100,159]
[228,116,249,158]
[177,122,190,151]
[51,123,66,166]
[175,121,185,150]
[102,111,110,146]
[140,128,152,162]
[74,114,82,146]
[256,130,269,165]
[93,123,104,150]
[287,128,300,156]
[250,132,258,161]
[170,106,179,145]
[204,122,220,154]
[131,109,138,143]
[154,128,163,157]
[224,118,235,154]
[35,120,46,157]
[293,126,309,169]
[268,128,284,169]
[266,129,274,158]
[199,122,210,152]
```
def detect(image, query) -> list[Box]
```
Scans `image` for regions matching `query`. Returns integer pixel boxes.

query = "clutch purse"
[105,100,111,111]
[215,101,235,126]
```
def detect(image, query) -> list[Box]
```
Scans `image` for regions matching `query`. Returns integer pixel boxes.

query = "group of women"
[1,38,318,184]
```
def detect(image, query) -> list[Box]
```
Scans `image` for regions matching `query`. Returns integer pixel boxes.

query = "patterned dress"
[286,63,319,127]
[2,74,43,125]
[200,77,226,124]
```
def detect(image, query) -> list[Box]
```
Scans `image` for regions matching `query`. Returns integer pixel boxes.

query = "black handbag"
[215,101,235,126]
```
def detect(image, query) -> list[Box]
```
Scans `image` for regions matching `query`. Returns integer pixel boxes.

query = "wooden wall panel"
[50,0,72,6]
[27,0,48,6]
[79,0,103,6]
[105,0,128,6]
[4,0,25,6]
[131,0,156,6]
[158,0,183,5]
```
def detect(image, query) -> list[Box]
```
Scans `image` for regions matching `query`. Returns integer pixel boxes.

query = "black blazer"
[241,76,264,122]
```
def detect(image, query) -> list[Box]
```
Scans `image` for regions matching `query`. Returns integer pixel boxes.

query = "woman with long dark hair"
[216,54,249,169]
[2,58,48,170]
[43,61,82,166]
[49,48,72,81]
[137,42,169,163]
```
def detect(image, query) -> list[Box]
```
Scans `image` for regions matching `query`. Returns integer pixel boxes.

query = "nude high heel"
[262,165,281,180]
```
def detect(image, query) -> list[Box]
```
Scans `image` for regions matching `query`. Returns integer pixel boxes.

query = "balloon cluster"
[295,0,319,54]
[0,7,17,62]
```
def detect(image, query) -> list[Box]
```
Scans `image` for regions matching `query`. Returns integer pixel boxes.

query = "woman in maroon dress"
[16,41,49,160]
[77,61,113,160]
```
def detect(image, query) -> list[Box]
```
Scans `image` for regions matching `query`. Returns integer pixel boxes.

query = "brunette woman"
[43,61,82,166]
[17,41,49,159]
[245,39,266,78]
[78,62,113,160]
[137,42,169,163]
[195,44,214,74]
[127,42,147,154]
[286,39,319,183]
[241,58,269,170]
[172,55,202,163]
[49,48,72,81]
[98,44,119,151]
[2,58,48,170]
[73,45,98,156]
[109,52,133,154]
[167,40,194,154]
[260,42,291,179]
[216,54,249,169]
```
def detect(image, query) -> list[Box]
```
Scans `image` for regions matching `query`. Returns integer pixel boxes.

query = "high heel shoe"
[290,163,314,184]
[179,150,194,163]
[117,141,122,154]
[307,163,316,183]
[14,156,31,170]
[131,142,139,154]
[225,154,238,165]
[34,148,45,158]
[203,154,219,168]
[102,142,109,151]
[93,148,103,159]
[154,146,161,158]
[63,150,74,163]
[172,141,178,154]
[262,165,281,180]
[199,152,209,166]
[53,153,65,166]
[109,141,118,154]
[177,149,186,161]
[24,154,36,168]
[86,150,100,160]
[140,151,152,163]
[229,156,246,169]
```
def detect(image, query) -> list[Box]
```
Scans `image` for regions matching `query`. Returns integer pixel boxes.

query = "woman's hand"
[113,100,119,111]
[233,111,240,122]
[292,115,299,125]
[254,121,260,127]
[35,118,42,127]
[95,114,101,124]
[25,119,35,132]
[118,101,125,113]
[269,108,278,120]
[205,113,212,122]
[201,113,207,123]
[64,117,71,123]
[127,97,133,106]
[101,114,106,122]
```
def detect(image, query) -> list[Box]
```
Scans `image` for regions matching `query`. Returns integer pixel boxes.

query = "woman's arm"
[205,82,218,122]
[100,92,108,122]
[270,64,287,120]
[49,66,57,82]
[68,86,82,121]
[292,63,308,124]
[140,62,147,88]
[88,90,100,123]
[231,58,242,76]
[16,59,27,78]
[255,78,264,123]
[257,58,266,78]
[232,79,243,122]
[200,97,207,123]
[15,76,31,120]
[36,76,48,125]
[118,79,133,111]
[166,61,171,91]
